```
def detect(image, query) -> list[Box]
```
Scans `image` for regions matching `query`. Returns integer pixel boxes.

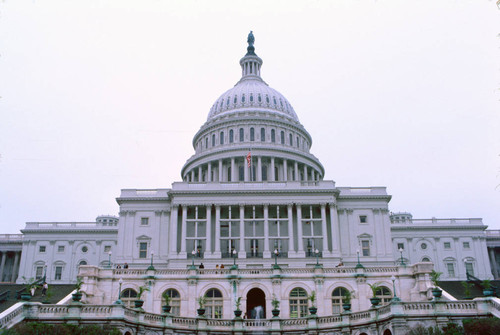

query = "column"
[329,204,341,256]
[283,159,288,181]
[206,206,212,256]
[287,204,295,255]
[296,205,304,255]
[263,205,270,258]
[270,158,275,181]
[257,156,262,182]
[239,205,246,257]
[244,159,249,181]
[198,166,202,182]
[207,163,212,182]
[0,252,6,282]
[310,169,315,182]
[169,205,179,255]
[190,170,195,183]
[231,158,236,182]
[218,159,223,182]
[303,165,308,182]
[294,161,299,181]
[320,204,329,254]
[11,251,20,282]
[180,206,187,256]
[214,206,221,257]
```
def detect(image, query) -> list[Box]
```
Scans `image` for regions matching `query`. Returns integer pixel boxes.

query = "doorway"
[246,288,266,319]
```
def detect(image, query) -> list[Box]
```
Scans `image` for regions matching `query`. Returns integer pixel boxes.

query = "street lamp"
[190,249,196,269]
[391,275,400,301]
[231,249,238,269]
[315,248,320,267]
[114,278,123,304]
[148,251,155,271]
[108,251,112,268]
[273,249,280,269]
[355,249,364,269]
[399,248,405,267]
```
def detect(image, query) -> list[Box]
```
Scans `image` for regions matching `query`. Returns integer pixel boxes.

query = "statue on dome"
[246,31,256,55]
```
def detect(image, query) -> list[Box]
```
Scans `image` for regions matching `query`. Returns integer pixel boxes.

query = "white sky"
[0,0,499,234]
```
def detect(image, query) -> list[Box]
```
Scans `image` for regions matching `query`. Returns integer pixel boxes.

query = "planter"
[134,299,144,308]
[432,288,442,298]
[234,309,242,317]
[272,309,280,317]
[309,306,317,315]
[21,293,32,301]
[483,289,494,297]
[370,297,381,306]
[162,305,172,313]
[72,292,82,302]
[342,303,351,312]
[197,308,205,316]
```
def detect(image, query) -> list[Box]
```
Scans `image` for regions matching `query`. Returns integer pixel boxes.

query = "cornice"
[391,225,488,232]
[21,229,118,234]
[116,197,171,205]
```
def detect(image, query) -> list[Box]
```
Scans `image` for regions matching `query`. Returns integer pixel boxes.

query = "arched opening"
[246,288,266,319]
[383,329,393,335]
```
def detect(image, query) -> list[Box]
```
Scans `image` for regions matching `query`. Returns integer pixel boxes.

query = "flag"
[246,151,252,167]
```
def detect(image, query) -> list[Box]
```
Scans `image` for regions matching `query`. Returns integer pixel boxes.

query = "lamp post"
[148,251,155,271]
[231,249,238,269]
[108,251,112,268]
[355,249,364,269]
[315,248,320,267]
[399,248,405,267]
[391,275,400,301]
[273,249,280,269]
[190,250,196,269]
[114,278,123,304]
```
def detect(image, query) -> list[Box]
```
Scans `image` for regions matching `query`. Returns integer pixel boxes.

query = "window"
[54,266,63,280]
[81,246,88,253]
[262,166,267,181]
[331,287,349,314]
[227,167,232,182]
[444,242,451,249]
[162,289,181,316]
[141,217,149,225]
[239,128,244,142]
[289,288,308,318]
[271,129,275,143]
[79,260,87,266]
[229,129,234,143]
[296,136,300,148]
[121,289,138,308]
[250,128,255,141]
[104,245,112,253]
[57,246,65,253]
[212,134,215,147]
[220,131,224,145]
[239,166,244,181]
[39,246,46,253]
[447,263,455,277]
[139,242,148,258]
[397,243,404,250]
[421,243,427,250]
[422,257,430,262]
[260,128,265,142]
[465,262,474,276]
[375,286,392,305]
[359,215,367,223]
[361,240,370,256]
[205,288,223,319]
[289,134,293,146]
[280,131,285,144]
[35,266,44,280]
[205,138,208,149]
[463,242,470,249]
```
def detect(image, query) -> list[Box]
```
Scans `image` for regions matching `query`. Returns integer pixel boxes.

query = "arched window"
[331,287,349,314]
[162,288,181,316]
[289,288,308,318]
[78,260,87,266]
[121,288,138,308]
[422,257,431,262]
[296,136,300,148]
[220,132,224,145]
[262,166,267,181]
[227,167,232,182]
[271,129,276,143]
[250,94,253,102]
[260,128,265,142]
[205,138,208,149]
[239,128,244,142]
[212,134,215,147]
[205,288,223,319]
[375,286,392,305]
[239,166,244,181]
[229,129,234,143]
[280,131,285,144]
[289,134,293,146]
[250,128,255,141]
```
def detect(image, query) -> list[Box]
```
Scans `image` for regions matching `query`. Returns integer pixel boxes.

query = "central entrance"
[246,288,266,319]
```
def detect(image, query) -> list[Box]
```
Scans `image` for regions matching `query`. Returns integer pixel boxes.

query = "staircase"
[438,280,500,300]
[0,284,75,313]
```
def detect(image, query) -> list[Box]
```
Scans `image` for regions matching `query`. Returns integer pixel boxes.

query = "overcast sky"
[1,0,499,234]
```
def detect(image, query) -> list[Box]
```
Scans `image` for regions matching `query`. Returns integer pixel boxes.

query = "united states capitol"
[1,32,499,335]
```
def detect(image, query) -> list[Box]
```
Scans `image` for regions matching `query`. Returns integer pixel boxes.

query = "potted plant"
[234,297,242,317]
[482,280,494,297]
[308,290,317,315]
[72,278,84,302]
[368,283,381,307]
[197,295,206,316]
[430,270,442,298]
[462,281,472,299]
[162,291,172,314]
[134,285,150,308]
[342,290,353,312]
[21,277,36,301]
[271,294,280,317]
[42,287,53,304]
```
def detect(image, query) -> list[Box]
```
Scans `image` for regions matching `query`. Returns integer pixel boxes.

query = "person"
[215,264,219,274]
[41,282,48,296]
[123,263,129,269]
[220,264,224,269]
[30,285,36,296]
[199,263,205,269]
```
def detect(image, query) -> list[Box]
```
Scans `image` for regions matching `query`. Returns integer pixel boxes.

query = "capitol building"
[1,33,500,334]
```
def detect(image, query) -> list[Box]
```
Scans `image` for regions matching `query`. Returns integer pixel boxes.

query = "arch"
[271,129,276,143]
[204,288,223,319]
[383,329,393,335]
[260,127,265,142]
[239,128,244,142]
[121,288,138,308]
[375,286,392,305]
[280,131,285,144]
[246,287,266,319]
[289,287,308,318]
[220,131,224,145]
[250,128,255,141]
[421,256,431,262]
[229,129,234,143]
[161,288,181,316]
[331,286,349,314]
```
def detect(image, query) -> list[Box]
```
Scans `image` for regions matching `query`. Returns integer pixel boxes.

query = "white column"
[169,205,179,255]
[244,159,249,181]
[206,206,212,256]
[303,165,308,182]
[489,248,498,279]
[239,205,246,258]
[270,158,275,181]
[231,158,235,182]
[0,253,6,282]
[320,204,329,254]
[296,205,304,255]
[207,163,212,182]
[294,161,299,181]
[218,159,223,182]
[283,159,288,181]
[190,170,195,183]
[180,206,187,256]
[198,166,202,182]
[287,204,295,256]
[263,205,270,258]
[214,206,221,257]
[329,204,341,256]
[257,156,262,182]
[11,251,20,282]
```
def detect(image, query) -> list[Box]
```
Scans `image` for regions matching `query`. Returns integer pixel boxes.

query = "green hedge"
[0,322,121,335]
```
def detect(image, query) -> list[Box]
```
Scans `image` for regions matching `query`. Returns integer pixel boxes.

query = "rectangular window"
[463,242,470,249]
[444,242,451,249]
[57,246,65,252]
[359,215,367,223]
[54,266,62,280]
[39,245,46,253]
[447,263,455,277]
[397,243,404,250]
[104,245,112,253]
[361,240,370,256]
[141,217,149,225]
[35,266,44,280]
[139,242,148,258]
[465,262,474,276]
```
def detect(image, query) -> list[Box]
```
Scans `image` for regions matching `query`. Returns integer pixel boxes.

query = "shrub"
[463,318,500,335]
[0,322,121,335]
